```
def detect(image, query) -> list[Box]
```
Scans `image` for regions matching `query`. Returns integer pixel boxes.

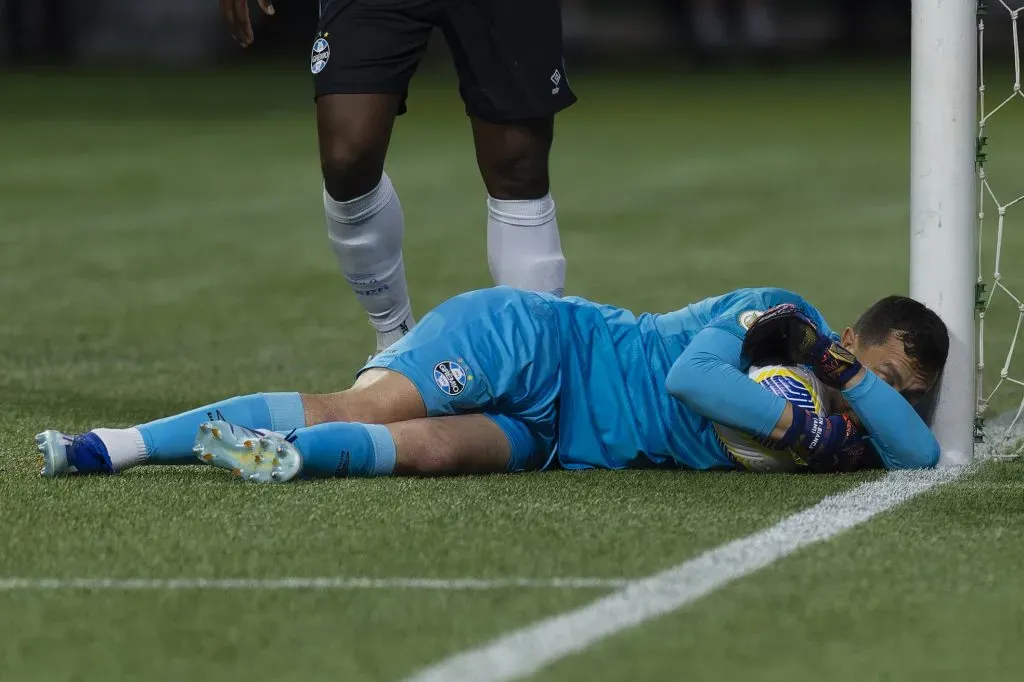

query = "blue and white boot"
[193,420,303,483]
[35,431,114,477]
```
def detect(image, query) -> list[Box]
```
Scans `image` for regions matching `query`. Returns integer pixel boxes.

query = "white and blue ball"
[714,365,828,473]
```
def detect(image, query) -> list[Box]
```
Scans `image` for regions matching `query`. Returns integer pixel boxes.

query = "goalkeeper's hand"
[742,304,863,389]
[220,0,275,48]
[807,437,883,473]
[778,407,866,466]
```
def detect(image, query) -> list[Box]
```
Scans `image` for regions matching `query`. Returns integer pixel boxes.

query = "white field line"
[408,467,965,682]
[0,577,629,591]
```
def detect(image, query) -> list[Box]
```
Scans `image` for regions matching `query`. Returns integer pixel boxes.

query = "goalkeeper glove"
[778,406,865,466]
[742,304,863,389]
[806,438,883,473]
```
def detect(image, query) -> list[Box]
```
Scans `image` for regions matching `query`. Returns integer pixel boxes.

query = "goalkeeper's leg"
[195,412,537,482]
[34,369,427,477]
[37,287,560,477]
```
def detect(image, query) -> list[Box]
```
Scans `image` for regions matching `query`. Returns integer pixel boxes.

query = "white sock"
[486,194,566,297]
[91,427,148,472]
[324,173,415,351]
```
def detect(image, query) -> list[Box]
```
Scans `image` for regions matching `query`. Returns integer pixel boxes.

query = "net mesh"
[976,1,1024,458]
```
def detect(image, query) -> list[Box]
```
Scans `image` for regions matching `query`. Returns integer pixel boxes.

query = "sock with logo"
[289,422,397,478]
[324,173,416,351]
[89,393,307,469]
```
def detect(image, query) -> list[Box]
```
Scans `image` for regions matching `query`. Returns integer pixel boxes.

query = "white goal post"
[910,0,979,466]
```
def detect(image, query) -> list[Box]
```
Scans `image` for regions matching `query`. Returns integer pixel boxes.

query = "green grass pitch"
[1,65,1024,681]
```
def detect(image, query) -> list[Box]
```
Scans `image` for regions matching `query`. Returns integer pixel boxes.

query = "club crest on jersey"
[311,37,330,74]
[738,310,764,330]
[433,360,467,396]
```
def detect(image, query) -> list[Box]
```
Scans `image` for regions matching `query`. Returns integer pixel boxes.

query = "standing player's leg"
[439,0,576,297]
[314,1,433,351]
[319,95,415,352]
[473,118,566,297]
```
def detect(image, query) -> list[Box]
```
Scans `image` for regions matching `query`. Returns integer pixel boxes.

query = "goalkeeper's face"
[828,295,949,423]
[839,327,939,406]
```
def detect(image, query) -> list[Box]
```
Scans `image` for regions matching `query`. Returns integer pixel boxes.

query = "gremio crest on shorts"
[433,360,467,396]
[311,37,330,75]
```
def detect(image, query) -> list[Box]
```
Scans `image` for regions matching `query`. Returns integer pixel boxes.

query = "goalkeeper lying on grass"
[36,286,949,480]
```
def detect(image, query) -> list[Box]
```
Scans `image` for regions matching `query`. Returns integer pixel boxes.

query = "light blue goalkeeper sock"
[138,392,305,464]
[289,422,396,478]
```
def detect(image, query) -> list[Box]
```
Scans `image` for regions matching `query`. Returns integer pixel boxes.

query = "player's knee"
[320,135,387,201]
[483,150,550,199]
[317,94,398,201]
[478,121,553,200]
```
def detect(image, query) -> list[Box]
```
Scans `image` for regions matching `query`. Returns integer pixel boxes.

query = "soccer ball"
[714,365,828,473]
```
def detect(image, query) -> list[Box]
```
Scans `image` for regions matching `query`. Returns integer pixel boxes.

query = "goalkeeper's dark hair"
[854,295,949,378]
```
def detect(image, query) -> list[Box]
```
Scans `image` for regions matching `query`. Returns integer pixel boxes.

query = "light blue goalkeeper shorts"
[360,287,561,472]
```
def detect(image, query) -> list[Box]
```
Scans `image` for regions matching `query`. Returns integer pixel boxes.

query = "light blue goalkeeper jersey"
[366,286,940,472]
[550,287,834,470]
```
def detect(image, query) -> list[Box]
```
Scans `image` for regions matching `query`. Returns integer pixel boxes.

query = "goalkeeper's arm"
[665,327,787,439]
[841,370,941,469]
[667,328,864,462]
[740,304,941,469]
[667,326,938,469]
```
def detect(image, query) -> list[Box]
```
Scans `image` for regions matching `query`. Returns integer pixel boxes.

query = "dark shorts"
[311,0,577,122]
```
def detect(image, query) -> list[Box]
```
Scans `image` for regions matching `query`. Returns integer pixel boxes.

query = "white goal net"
[976,1,1024,459]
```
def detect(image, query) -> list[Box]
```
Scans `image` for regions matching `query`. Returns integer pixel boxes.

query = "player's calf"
[473,118,566,297]
[472,117,553,200]
[318,94,416,351]
[32,370,431,477]
[34,392,306,477]
[191,412,521,483]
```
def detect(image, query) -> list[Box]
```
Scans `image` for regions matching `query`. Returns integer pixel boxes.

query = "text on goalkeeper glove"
[780,407,866,465]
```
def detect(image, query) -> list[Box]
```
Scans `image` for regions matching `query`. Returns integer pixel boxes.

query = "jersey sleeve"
[704,288,833,342]
[665,327,787,439]
[666,288,833,440]
[843,371,941,469]
[668,288,940,469]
